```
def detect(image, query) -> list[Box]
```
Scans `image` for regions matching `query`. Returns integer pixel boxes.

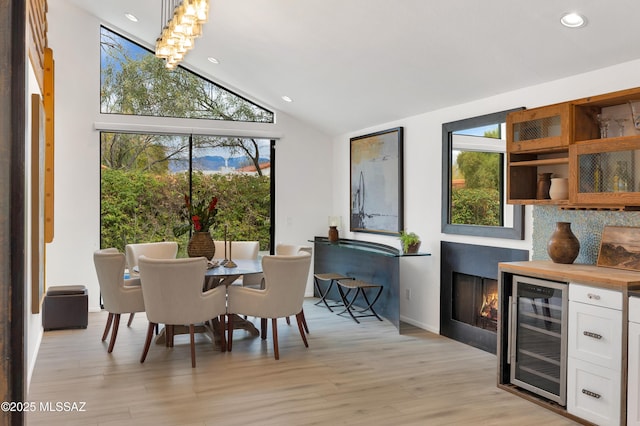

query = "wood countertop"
[499,260,640,292]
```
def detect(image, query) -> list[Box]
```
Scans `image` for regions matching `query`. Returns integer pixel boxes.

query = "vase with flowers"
[173,193,219,260]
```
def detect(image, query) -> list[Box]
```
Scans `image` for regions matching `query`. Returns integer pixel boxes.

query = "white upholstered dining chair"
[137,256,227,368]
[275,243,312,331]
[125,241,178,272]
[214,240,262,287]
[93,248,145,353]
[226,252,312,360]
[124,241,178,326]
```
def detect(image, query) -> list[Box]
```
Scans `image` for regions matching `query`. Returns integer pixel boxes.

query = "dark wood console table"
[312,237,430,330]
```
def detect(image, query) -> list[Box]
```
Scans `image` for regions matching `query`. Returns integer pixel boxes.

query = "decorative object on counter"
[536,173,552,199]
[399,230,421,254]
[328,216,341,243]
[187,231,215,260]
[548,177,569,200]
[597,225,640,271]
[547,222,580,264]
[614,117,629,137]
[629,100,640,130]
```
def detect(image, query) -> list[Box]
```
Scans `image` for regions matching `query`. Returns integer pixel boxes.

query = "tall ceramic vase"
[547,222,580,264]
[187,231,215,260]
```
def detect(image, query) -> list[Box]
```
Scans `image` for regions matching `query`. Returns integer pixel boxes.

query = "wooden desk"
[312,237,430,330]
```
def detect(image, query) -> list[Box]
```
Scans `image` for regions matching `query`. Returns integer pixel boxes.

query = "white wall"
[45,2,333,314]
[43,0,640,354]
[333,59,640,332]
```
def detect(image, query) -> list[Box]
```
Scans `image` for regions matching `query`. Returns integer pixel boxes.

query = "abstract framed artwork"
[350,127,403,235]
[597,225,640,272]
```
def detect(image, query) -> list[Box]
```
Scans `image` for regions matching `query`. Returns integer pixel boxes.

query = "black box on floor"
[42,285,88,330]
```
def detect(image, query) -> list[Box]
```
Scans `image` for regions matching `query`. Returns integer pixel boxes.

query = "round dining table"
[204,258,263,289]
[205,258,263,338]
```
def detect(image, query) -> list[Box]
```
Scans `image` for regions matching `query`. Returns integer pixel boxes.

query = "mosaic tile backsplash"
[532,206,640,264]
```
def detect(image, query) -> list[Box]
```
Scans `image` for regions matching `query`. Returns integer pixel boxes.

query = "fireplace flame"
[480,290,498,321]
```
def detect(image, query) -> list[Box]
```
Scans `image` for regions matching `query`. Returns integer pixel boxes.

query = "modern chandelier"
[155,0,209,69]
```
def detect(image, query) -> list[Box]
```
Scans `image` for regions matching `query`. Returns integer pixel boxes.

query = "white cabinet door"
[568,300,622,371]
[567,357,621,426]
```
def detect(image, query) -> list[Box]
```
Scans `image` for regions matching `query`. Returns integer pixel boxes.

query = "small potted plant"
[399,230,421,254]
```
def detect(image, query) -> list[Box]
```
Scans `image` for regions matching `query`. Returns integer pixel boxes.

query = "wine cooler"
[509,275,568,405]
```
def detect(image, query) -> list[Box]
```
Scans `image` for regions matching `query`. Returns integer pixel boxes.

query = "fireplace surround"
[440,241,529,353]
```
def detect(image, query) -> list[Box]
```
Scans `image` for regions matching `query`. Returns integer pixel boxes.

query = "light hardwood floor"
[27,299,579,425]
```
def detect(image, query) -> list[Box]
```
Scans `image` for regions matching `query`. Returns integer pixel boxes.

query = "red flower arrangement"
[173,193,219,237]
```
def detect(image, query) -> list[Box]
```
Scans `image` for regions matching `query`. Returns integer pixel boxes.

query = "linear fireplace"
[441,242,528,353]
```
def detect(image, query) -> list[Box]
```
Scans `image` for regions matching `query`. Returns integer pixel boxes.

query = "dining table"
[204,258,263,289]
[154,257,264,346]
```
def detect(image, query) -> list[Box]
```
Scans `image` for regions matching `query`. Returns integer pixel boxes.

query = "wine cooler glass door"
[510,275,568,405]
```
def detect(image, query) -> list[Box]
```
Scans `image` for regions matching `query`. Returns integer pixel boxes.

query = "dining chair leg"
[286,316,291,325]
[140,322,156,363]
[189,324,196,368]
[218,315,226,352]
[127,312,135,327]
[261,318,267,340]
[227,314,234,352]
[102,312,114,342]
[300,309,309,334]
[296,312,309,347]
[272,318,279,360]
[107,313,121,353]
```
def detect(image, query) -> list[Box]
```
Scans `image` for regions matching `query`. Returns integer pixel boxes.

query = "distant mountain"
[170,155,269,172]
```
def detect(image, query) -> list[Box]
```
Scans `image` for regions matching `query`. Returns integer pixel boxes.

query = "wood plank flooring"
[27,299,579,425]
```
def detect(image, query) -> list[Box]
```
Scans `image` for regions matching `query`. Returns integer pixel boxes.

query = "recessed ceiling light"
[560,12,586,28]
[124,13,138,22]
[207,57,219,64]
[281,96,293,103]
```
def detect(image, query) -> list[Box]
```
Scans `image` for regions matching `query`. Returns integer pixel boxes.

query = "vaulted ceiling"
[66,0,640,136]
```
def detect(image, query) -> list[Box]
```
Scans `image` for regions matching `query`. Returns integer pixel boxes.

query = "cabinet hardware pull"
[583,331,603,339]
[587,293,601,300]
[581,389,601,399]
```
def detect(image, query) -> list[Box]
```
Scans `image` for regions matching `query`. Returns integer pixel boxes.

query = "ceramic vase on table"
[187,231,215,260]
[547,222,580,264]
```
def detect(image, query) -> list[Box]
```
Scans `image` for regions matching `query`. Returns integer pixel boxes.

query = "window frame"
[441,109,525,240]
